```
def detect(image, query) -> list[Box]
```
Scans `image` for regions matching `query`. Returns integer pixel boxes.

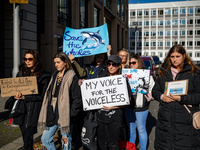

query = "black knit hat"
[106,55,122,64]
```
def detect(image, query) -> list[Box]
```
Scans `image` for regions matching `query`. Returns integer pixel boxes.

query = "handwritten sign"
[63,23,109,57]
[80,75,130,111]
[0,76,38,97]
[122,69,150,95]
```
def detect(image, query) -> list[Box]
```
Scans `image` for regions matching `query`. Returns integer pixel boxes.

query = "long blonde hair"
[118,49,130,67]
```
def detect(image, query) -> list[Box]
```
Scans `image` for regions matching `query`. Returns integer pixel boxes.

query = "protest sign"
[0,76,38,97]
[122,69,150,95]
[80,75,130,111]
[63,23,109,57]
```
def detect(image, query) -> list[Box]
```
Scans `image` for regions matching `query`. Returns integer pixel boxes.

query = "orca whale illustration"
[81,30,105,45]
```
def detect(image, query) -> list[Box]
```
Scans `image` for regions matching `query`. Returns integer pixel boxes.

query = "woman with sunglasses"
[13,49,50,150]
[96,55,132,150]
[38,52,82,150]
[118,49,130,68]
[125,54,155,150]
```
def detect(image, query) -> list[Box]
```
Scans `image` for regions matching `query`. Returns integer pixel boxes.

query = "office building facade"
[129,1,200,62]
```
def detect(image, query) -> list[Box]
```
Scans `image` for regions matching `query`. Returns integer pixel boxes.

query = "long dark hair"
[22,49,42,76]
[53,52,73,70]
[130,54,145,69]
[159,44,199,76]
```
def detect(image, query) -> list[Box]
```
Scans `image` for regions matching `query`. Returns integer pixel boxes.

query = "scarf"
[38,70,75,134]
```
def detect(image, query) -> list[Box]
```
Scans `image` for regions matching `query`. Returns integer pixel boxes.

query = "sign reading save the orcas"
[80,75,130,111]
[122,69,150,95]
[63,23,109,57]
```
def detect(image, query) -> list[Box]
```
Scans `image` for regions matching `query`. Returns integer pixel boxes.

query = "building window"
[151,52,156,55]
[195,7,200,14]
[172,41,178,46]
[138,21,142,26]
[151,31,156,36]
[144,31,149,36]
[165,31,170,36]
[165,20,171,25]
[196,30,200,35]
[172,20,178,25]
[130,22,134,26]
[137,10,142,16]
[80,0,88,28]
[158,41,163,46]
[158,10,163,15]
[158,52,163,57]
[151,10,156,16]
[188,8,193,14]
[144,21,149,26]
[180,30,185,36]
[122,2,124,20]
[117,0,121,16]
[180,8,186,14]
[165,9,171,15]
[165,41,170,46]
[144,41,149,46]
[195,52,200,57]
[158,31,163,36]
[196,19,200,24]
[144,10,149,15]
[57,0,71,26]
[188,30,193,36]
[172,31,178,36]
[151,20,156,26]
[187,41,193,46]
[188,52,192,57]
[196,41,200,46]
[104,0,111,9]
[180,19,185,25]
[94,7,99,27]
[151,42,156,46]
[187,19,193,24]
[130,11,135,16]
[180,41,185,46]
[173,8,178,15]
[158,20,163,25]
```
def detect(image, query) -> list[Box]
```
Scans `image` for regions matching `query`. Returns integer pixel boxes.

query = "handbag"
[184,105,200,130]
[9,100,25,118]
[81,111,98,150]
[4,96,15,110]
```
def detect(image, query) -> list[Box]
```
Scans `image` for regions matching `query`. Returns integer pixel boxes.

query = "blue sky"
[129,0,189,4]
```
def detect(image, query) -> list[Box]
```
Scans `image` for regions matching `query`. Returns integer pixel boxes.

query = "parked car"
[151,56,161,76]
[141,56,156,80]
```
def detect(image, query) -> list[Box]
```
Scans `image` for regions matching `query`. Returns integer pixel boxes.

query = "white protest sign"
[122,69,150,95]
[80,75,130,111]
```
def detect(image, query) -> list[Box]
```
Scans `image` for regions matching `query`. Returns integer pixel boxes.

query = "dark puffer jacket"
[13,69,50,127]
[152,63,200,150]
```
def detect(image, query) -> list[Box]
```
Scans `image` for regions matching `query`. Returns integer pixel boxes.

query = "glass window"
[166,41,170,46]
[195,52,200,57]
[165,20,171,25]
[188,52,192,57]
[57,0,71,26]
[144,21,149,26]
[180,19,185,25]
[187,19,193,24]
[151,52,156,55]
[165,9,171,15]
[196,30,200,35]
[196,19,200,24]
[151,10,156,16]
[138,21,142,26]
[195,8,200,14]
[181,41,185,46]
[117,0,121,16]
[130,11,135,16]
[145,41,149,46]
[144,31,149,36]
[188,30,193,35]
[187,41,193,46]
[122,2,124,20]
[173,9,178,15]
[159,31,163,36]
[158,20,163,25]
[180,8,186,14]
[158,41,163,46]
[151,42,156,46]
[172,20,178,25]
[94,7,99,27]
[158,52,163,57]
[180,30,185,36]
[197,41,200,46]
[165,31,170,36]
[151,20,156,26]
[158,10,163,15]
[172,31,178,36]
[144,10,149,15]
[151,31,156,36]
[138,10,142,16]
[80,0,87,28]
[188,8,193,14]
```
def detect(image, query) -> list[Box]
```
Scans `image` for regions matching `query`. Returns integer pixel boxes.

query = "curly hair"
[22,49,42,76]
[159,44,200,76]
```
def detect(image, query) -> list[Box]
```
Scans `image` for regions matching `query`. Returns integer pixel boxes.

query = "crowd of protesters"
[4,44,200,150]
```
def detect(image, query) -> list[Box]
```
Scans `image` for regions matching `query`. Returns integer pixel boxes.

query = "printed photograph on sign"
[122,69,150,95]
[80,75,130,111]
[63,23,109,57]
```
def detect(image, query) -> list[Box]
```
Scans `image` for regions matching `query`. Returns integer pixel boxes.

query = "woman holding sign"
[13,49,50,150]
[38,52,82,150]
[125,54,155,150]
[96,55,132,150]
[152,44,200,150]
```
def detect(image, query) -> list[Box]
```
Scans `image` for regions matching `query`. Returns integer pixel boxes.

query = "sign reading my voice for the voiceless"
[0,76,38,97]
[80,75,130,111]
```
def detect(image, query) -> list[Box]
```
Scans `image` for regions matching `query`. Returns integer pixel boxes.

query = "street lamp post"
[134,21,138,54]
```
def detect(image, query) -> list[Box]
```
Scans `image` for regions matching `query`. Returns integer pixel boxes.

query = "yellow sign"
[9,0,28,4]
[0,76,38,97]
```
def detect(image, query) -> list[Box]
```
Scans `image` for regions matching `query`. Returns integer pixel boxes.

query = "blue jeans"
[41,125,72,150]
[125,108,148,150]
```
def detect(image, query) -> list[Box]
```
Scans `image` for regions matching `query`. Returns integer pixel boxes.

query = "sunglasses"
[23,58,34,62]
[107,62,118,67]
[129,61,137,65]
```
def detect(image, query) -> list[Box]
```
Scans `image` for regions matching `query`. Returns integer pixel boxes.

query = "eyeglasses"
[107,62,118,67]
[129,61,137,65]
[23,58,34,62]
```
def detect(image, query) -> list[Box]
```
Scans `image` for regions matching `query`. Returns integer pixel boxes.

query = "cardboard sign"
[0,76,38,97]
[80,75,130,111]
[9,0,28,3]
[122,69,150,95]
[164,79,188,96]
[63,23,109,57]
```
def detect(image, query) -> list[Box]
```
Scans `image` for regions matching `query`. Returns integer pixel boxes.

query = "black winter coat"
[13,69,50,127]
[152,63,200,150]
